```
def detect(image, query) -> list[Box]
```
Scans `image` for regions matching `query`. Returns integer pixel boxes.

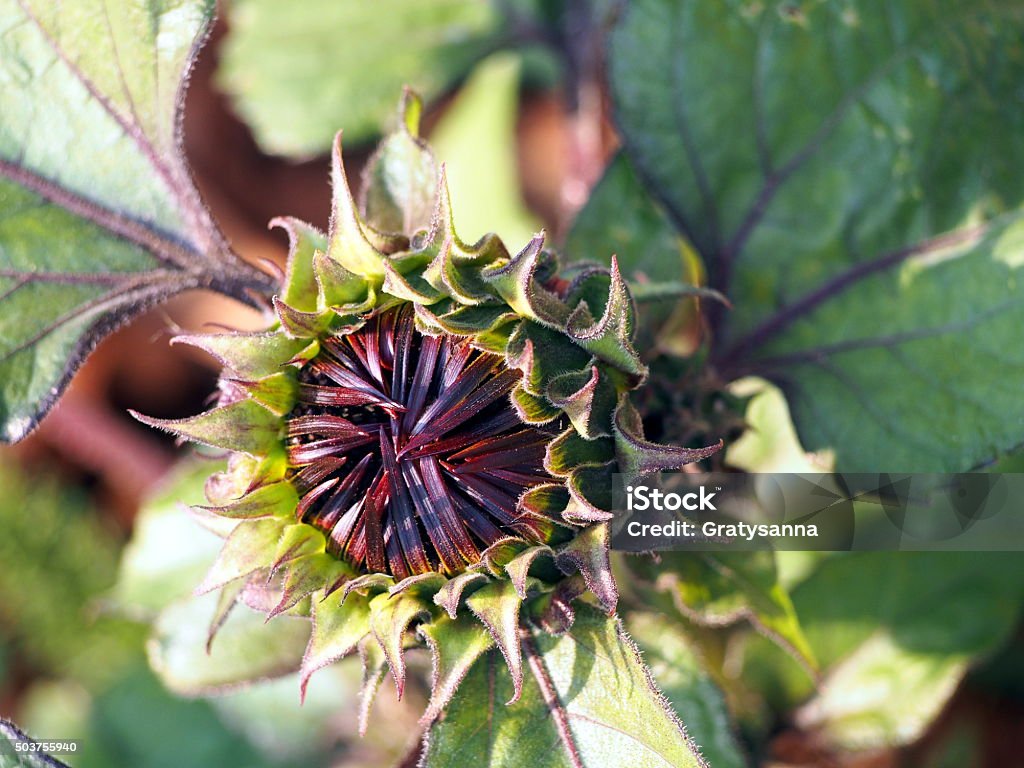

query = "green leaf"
[0,0,271,444]
[628,613,747,768]
[148,591,309,696]
[611,0,1024,472]
[743,552,1024,751]
[210,665,364,763]
[113,461,226,616]
[724,377,833,474]
[421,603,705,768]
[629,550,814,672]
[218,0,501,156]
[430,53,541,248]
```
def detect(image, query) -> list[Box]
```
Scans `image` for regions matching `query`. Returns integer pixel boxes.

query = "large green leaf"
[725,377,833,475]
[421,603,705,768]
[211,666,363,762]
[0,0,271,443]
[610,0,1024,471]
[626,550,814,672]
[628,614,747,768]
[567,153,685,285]
[113,460,225,616]
[743,552,1024,752]
[218,0,503,156]
[147,592,309,696]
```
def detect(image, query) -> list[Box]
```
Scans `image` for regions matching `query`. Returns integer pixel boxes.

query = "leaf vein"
[0,157,198,270]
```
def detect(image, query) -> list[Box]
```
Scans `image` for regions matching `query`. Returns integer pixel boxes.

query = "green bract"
[134,93,720,724]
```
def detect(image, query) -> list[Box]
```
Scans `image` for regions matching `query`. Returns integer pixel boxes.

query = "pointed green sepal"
[389,572,447,598]
[236,371,298,417]
[465,578,524,703]
[614,396,723,477]
[480,537,530,577]
[195,517,286,594]
[172,332,305,380]
[368,590,432,699]
[544,429,615,476]
[518,484,570,525]
[197,480,297,519]
[271,216,327,312]
[426,234,495,305]
[419,612,495,725]
[482,234,568,326]
[269,553,348,619]
[430,304,516,336]
[344,573,395,599]
[504,545,554,599]
[555,523,617,614]
[312,250,373,311]
[511,385,561,424]
[328,132,387,279]
[565,463,615,524]
[300,590,372,701]
[566,258,646,378]
[546,365,617,439]
[273,296,333,338]
[469,321,518,354]
[434,571,488,618]
[271,524,327,574]
[507,322,591,397]
[382,257,445,303]
[421,170,509,304]
[130,400,281,457]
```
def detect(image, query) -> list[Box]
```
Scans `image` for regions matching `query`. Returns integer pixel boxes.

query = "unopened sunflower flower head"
[134,92,720,725]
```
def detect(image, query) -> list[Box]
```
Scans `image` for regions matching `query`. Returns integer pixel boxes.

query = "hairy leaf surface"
[0,0,269,443]
[422,603,705,768]
[628,613,746,768]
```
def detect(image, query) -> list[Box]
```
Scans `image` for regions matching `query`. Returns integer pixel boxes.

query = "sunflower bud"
[134,92,720,723]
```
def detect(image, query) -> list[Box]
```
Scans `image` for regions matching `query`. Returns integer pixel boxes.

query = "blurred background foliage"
[2,0,1024,766]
